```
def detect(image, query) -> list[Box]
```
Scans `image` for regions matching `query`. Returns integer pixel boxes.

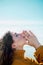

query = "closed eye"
[15,33,19,37]
[16,34,19,37]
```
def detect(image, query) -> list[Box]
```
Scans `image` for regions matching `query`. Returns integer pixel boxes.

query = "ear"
[12,43,16,49]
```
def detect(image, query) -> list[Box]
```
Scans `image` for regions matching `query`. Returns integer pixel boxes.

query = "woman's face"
[11,32,27,50]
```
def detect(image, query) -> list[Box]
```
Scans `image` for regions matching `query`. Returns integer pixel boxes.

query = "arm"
[22,31,43,63]
[34,46,43,63]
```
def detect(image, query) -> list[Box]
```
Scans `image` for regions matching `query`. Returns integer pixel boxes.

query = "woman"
[0,31,43,65]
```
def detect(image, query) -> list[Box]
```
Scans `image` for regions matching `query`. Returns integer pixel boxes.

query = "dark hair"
[0,32,15,65]
[0,39,3,62]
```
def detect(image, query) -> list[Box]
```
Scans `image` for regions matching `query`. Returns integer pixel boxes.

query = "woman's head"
[1,31,27,65]
[11,32,27,50]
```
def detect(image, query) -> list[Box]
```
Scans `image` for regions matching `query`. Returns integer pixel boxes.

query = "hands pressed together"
[21,30,41,50]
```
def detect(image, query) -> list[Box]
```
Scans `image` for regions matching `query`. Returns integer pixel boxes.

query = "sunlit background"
[0,0,43,59]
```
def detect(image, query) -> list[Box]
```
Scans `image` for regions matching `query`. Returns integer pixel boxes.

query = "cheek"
[20,39,26,45]
[15,37,26,46]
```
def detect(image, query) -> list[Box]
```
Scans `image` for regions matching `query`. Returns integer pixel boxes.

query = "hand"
[22,31,41,49]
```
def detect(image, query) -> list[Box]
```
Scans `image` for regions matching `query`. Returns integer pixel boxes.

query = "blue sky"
[0,0,43,20]
[0,0,43,59]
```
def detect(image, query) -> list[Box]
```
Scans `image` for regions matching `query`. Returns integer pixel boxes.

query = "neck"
[16,46,23,50]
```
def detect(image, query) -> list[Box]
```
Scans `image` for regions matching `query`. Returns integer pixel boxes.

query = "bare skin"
[11,31,41,50]
[11,33,28,50]
[21,31,41,50]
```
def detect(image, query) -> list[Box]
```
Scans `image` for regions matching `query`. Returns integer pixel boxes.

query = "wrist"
[34,42,41,50]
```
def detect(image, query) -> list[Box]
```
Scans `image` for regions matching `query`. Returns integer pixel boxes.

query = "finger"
[23,31,30,37]
[21,33,25,38]
[29,31,35,36]
[21,31,27,38]
[21,31,30,40]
